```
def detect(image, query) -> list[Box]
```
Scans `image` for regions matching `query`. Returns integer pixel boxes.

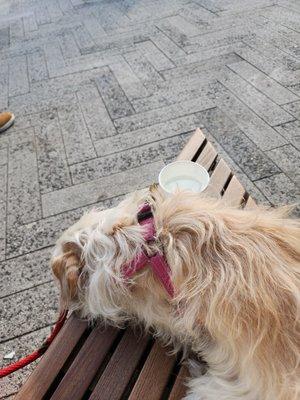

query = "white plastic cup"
[158,161,210,195]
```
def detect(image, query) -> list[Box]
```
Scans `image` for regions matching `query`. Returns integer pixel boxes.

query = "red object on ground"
[0,310,68,378]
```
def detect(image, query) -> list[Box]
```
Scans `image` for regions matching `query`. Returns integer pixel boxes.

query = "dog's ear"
[51,242,83,309]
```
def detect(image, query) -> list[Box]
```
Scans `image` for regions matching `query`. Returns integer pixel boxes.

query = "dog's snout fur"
[51,242,83,306]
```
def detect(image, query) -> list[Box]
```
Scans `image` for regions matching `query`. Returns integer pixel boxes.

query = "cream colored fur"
[51,188,300,400]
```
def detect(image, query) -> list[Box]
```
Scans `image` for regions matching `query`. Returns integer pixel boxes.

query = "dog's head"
[51,190,168,322]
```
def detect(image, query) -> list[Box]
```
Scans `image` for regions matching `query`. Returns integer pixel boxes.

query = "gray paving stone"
[109,58,149,100]
[0,248,52,297]
[0,61,8,109]
[35,3,51,25]
[58,0,74,13]
[199,107,281,181]
[95,114,203,156]
[166,15,200,37]
[213,83,288,151]
[27,49,48,83]
[0,142,8,166]
[0,282,58,342]
[9,18,24,44]
[54,53,123,78]
[194,0,222,13]
[186,25,256,53]
[122,1,177,22]
[22,13,38,33]
[71,134,189,184]
[10,91,77,116]
[47,0,64,20]
[278,0,300,13]
[283,101,300,119]
[6,196,123,258]
[179,1,216,22]
[0,165,7,261]
[9,55,29,97]
[70,0,85,6]
[94,67,135,119]
[170,42,243,66]
[9,67,112,114]
[256,20,300,59]
[114,96,213,133]
[164,15,201,37]
[0,27,9,47]
[233,42,279,77]
[58,103,96,164]
[124,50,164,90]
[151,31,186,61]
[218,67,295,126]
[83,14,107,41]
[275,120,300,150]
[178,12,245,36]
[162,52,242,80]
[94,3,131,32]
[228,61,299,105]
[34,111,71,193]
[259,5,300,32]
[219,0,275,14]
[132,83,213,113]
[80,30,143,55]
[0,326,50,398]
[77,84,117,140]
[131,78,214,113]
[135,40,174,71]
[156,19,192,49]
[7,129,41,227]
[44,40,65,76]
[42,161,164,217]
[254,173,300,216]
[58,31,81,59]
[266,145,300,186]
[73,24,95,51]
[243,36,300,85]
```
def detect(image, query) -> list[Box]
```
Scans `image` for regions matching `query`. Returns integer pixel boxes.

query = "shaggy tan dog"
[51,188,300,400]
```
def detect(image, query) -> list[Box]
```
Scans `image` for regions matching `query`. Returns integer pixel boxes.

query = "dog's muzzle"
[122,203,174,297]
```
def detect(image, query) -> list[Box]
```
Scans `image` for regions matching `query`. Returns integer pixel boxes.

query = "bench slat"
[222,176,246,206]
[89,329,150,400]
[177,128,206,161]
[128,341,176,400]
[15,315,88,400]
[244,196,257,209]
[205,159,231,197]
[196,141,217,171]
[51,325,119,400]
[168,365,189,400]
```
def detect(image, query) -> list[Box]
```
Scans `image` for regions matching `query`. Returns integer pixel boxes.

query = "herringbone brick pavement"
[0,0,299,396]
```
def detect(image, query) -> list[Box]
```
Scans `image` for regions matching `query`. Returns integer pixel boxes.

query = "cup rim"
[158,160,210,194]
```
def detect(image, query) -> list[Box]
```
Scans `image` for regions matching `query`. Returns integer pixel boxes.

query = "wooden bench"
[16,128,257,400]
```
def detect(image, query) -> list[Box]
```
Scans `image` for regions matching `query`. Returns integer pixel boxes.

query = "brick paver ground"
[0,0,299,396]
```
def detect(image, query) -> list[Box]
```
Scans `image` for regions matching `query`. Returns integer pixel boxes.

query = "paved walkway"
[0,0,299,397]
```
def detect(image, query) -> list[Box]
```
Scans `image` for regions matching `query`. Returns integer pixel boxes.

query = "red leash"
[0,310,68,378]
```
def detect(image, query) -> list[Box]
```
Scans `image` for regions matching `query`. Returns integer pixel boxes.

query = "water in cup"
[164,176,203,193]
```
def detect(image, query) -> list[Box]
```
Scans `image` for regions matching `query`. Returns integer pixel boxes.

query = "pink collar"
[122,204,174,297]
